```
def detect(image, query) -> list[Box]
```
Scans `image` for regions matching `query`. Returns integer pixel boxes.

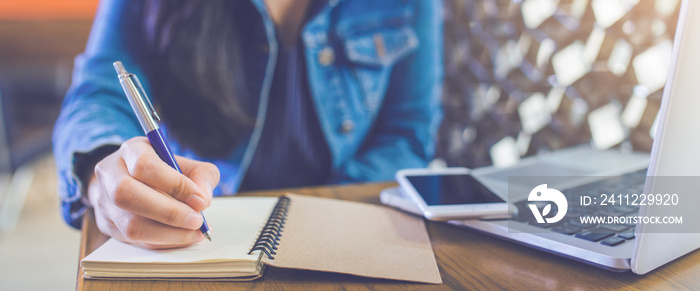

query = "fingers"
[88,136,218,249]
[113,214,203,246]
[118,137,209,211]
[90,172,204,248]
[95,152,203,230]
[177,156,219,206]
[103,204,204,248]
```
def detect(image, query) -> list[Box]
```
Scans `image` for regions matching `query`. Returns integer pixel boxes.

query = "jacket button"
[318,47,335,66]
[340,120,355,133]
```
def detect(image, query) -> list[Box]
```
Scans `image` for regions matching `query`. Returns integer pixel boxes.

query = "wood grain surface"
[77,182,700,290]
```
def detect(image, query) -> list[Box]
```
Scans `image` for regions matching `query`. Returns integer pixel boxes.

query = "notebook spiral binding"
[248,196,291,260]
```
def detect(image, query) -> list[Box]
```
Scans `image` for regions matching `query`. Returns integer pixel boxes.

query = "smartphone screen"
[406,174,504,206]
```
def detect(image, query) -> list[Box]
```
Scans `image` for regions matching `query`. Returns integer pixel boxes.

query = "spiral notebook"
[81,194,442,284]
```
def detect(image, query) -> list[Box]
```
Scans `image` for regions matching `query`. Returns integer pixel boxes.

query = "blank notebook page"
[83,197,278,265]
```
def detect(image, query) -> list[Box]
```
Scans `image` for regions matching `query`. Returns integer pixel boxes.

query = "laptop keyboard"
[514,169,647,247]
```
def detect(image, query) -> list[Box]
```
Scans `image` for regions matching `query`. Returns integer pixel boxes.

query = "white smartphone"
[380,186,422,216]
[395,168,514,221]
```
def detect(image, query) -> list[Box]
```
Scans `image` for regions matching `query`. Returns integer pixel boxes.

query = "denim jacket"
[53,0,444,228]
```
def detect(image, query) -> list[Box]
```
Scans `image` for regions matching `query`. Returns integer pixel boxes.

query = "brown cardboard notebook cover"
[265,194,441,283]
[81,194,441,284]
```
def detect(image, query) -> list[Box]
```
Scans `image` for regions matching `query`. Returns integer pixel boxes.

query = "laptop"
[383,0,700,274]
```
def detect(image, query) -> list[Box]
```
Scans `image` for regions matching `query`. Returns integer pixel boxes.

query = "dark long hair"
[138,0,252,158]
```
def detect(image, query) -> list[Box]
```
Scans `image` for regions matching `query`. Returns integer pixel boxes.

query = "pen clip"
[129,74,161,123]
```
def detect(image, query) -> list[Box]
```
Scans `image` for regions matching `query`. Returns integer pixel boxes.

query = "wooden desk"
[77,182,700,290]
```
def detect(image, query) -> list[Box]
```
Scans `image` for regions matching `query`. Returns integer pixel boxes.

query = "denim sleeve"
[52,0,147,229]
[330,0,444,183]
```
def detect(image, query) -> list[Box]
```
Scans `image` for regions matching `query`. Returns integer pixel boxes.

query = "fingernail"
[186,194,207,209]
[185,212,203,229]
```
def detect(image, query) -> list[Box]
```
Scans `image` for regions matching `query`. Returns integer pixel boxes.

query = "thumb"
[176,157,220,206]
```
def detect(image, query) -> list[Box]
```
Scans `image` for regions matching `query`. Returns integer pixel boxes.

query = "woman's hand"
[87,137,220,249]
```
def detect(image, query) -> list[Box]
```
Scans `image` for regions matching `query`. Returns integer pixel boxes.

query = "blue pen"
[113,61,212,242]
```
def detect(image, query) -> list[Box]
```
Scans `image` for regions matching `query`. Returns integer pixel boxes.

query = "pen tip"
[204,231,212,242]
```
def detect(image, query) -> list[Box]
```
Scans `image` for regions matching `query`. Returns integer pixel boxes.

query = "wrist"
[75,145,119,208]
[83,174,98,208]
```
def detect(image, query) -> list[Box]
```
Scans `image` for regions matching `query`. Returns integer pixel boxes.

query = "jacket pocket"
[340,11,420,110]
[345,26,419,68]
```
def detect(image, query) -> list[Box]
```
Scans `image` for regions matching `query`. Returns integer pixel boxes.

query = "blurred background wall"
[438,0,681,169]
[0,1,96,290]
[0,0,95,172]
